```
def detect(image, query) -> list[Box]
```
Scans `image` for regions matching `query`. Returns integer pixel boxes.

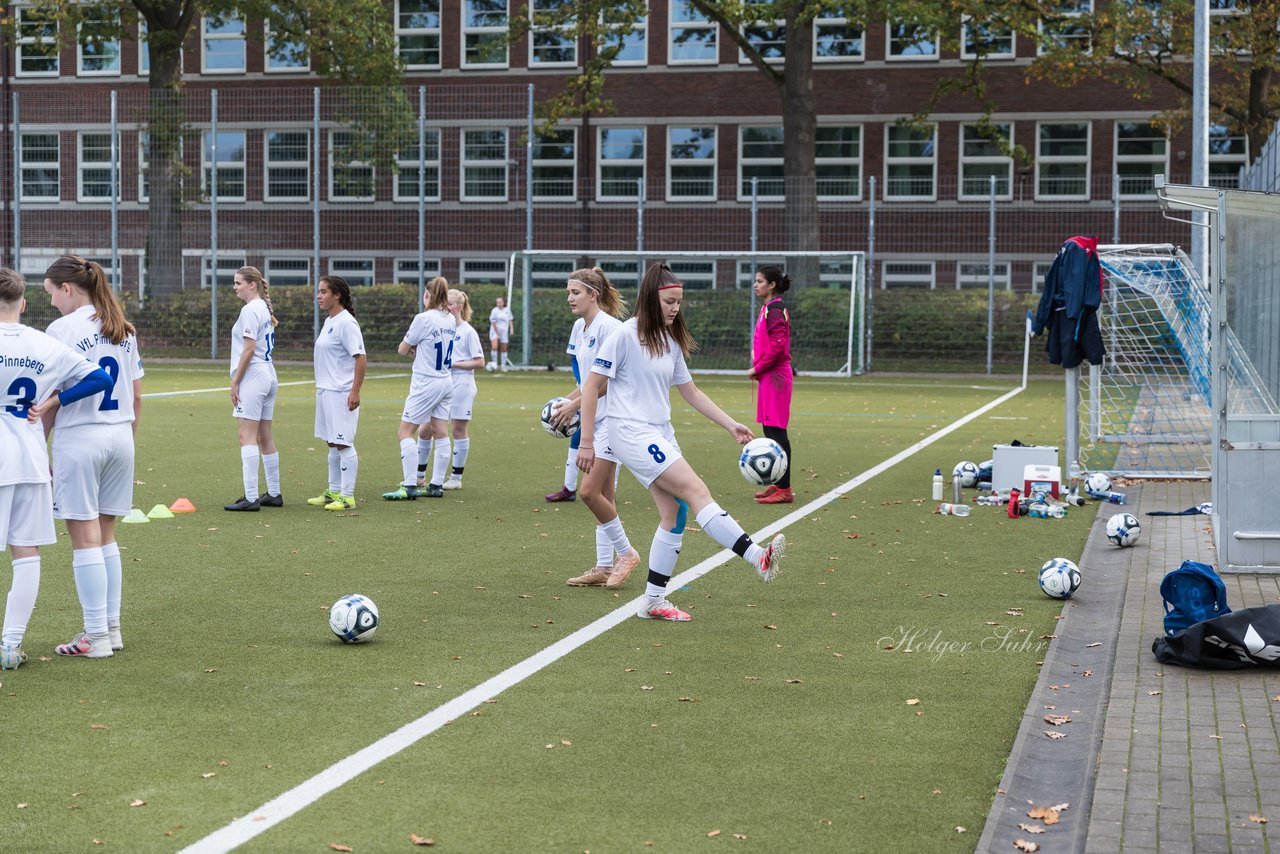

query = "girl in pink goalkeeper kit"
[749,266,793,504]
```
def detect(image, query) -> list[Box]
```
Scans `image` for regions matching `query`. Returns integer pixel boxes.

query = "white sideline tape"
[141,374,408,400]
[182,381,1027,854]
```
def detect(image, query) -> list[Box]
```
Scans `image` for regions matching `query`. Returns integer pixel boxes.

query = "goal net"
[507,250,864,376]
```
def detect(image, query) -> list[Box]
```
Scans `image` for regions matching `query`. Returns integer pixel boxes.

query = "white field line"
[140,374,408,400]
[182,380,1027,854]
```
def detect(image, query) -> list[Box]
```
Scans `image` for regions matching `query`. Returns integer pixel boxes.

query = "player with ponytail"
[225,266,283,511]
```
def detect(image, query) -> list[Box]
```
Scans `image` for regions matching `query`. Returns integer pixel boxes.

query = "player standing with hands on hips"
[439,288,485,489]
[225,266,283,511]
[577,263,785,622]
[0,267,113,668]
[749,265,794,504]
[308,276,366,512]
[488,296,514,371]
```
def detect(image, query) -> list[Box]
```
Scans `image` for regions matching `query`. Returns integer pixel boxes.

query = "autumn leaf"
[1028,805,1061,824]
[1251,815,1268,825]
[329,845,353,853]
[89,724,108,730]
[764,624,778,630]
[1044,714,1072,726]
[1043,730,1068,740]
[1085,642,1102,648]
[410,833,436,846]
[677,697,699,702]
[785,679,803,684]
[906,698,921,706]
[130,799,146,807]
[707,829,722,838]
[1014,840,1039,852]
[733,833,748,839]
[1017,823,1046,834]
[202,772,216,779]
[1148,690,1162,696]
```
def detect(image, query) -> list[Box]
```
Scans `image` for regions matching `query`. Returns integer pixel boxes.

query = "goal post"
[507,249,865,376]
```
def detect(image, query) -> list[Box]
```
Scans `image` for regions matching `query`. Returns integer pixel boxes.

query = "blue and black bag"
[1160,560,1230,637]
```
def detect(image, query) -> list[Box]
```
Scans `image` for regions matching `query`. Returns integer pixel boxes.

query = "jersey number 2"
[97,356,121,411]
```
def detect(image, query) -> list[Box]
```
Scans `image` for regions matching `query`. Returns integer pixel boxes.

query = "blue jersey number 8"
[647,443,666,464]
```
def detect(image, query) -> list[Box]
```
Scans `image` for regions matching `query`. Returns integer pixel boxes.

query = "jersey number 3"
[4,377,37,419]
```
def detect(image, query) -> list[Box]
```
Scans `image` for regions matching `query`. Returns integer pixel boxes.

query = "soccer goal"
[507,249,865,376]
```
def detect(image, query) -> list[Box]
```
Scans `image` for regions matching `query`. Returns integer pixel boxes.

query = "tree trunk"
[144,31,186,295]
[781,9,819,283]
[1246,64,1274,163]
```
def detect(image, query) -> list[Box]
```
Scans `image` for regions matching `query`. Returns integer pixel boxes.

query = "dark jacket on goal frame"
[1033,236,1106,368]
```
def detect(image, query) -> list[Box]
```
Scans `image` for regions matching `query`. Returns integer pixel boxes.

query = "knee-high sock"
[430,438,451,487]
[600,516,633,558]
[595,525,613,568]
[2,556,40,647]
[240,444,261,501]
[327,448,342,493]
[399,437,418,486]
[102,541,122,626]
[563,448,579,492]
[451,437,470,475]
[763,425,792,490]
[695,503,764,566]
[338,447,358,497]
[262,451,281,496]
[645,528,683,600]
[72,547,109,637]
[417,438,433,479]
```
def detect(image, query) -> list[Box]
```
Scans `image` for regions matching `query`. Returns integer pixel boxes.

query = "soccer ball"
[738,437,788,486]
[1084,472,1112,494]
[1106,512,1142,547]
[952,460,980,488]
[1038,558,1082,599]
[540,397,580,438]
[485,362,497,373]
[329,594,380,643]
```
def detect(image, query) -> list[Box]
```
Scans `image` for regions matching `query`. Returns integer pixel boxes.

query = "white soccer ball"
[329,594,380,643]
[485,362,497,373]
[1084,472,1112,494]
[540,397,580,438]
[952,460,980,488]
[1106,512,1142,547]
[1038,558,1082,599]
[738,437,788,486]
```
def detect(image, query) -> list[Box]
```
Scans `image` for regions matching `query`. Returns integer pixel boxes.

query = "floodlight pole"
[1191,0,1209,281]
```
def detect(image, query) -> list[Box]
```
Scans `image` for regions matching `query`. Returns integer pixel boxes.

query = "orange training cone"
[169,498,197,513]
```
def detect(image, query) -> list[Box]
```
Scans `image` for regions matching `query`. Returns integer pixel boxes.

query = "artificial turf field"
[3,365,1097,853]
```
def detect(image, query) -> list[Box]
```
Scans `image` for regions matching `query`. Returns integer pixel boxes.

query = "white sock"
[73,547,109,637]
[695,503,764,566]
[327,448,341,493]
[645,528,683,601]
[2,556,40,647]
[417,437,433,480]
[595,525,613,568]
[262,451,281,496]
[240,444,261,501]
[102,541,122,626]
[564,448,579,492]
[600,516,633,558]
[400,437,418,486]
[338,447,358,497]
[451,437,470,475]
[430,438,450,487]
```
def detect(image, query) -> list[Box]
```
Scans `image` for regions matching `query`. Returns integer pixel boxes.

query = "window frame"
[960,16,1015,60]
[956,261,1012,290]
[958,123,1013,201]
[880,260,936,289]
[1208,124,1248,189]
[816,124,862,201]
[460,257,509,285]
[202,129,248,203]
[77,8,122,77]
[329,258,376,286]
[531,127,577,201]
[600,6,647,66]
[597,126,645,201]
[666,125,718,202]
[460,127,510,202]
[265,19,310,73]
[666,258,715,290]
[202,254,247,290]
[264,129,311,202]
[884,124,937,201]
[20,132,60,202]
[394,128,442,202]
[396,0,443,70]
[201,12,247,75]
[1113,121,1168,199]
[1035,121,1091,201]
[529,0,578,68]
[886,22,939,60]
[738,125,785,200]
[77,131,119,203]
[813,11,863,62]
[740,2,785,64]
[17,7,60,77]
[394,257,443,286]
[264,257,313,287]
[1038,0,1093,55]
[329,129,376,203]
[669,0,718,65]
[461,0,510,69]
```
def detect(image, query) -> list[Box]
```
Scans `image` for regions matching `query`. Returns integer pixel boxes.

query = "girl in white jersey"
[307,276,366,512]
[488,296,514,371]
[577,263,785,622]
[225,266,283,511]
[0,267,112,669]
[549,268,643,589]
[41,255,145,659]
[384,276,455,500]
[434,288,485,490]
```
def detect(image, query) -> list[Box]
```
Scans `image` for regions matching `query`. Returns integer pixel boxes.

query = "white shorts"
[450,373,477,421]
[315,388,360,446]
[0,483,56,549]
[52,424,136,520]
[592,419,620,464]
[401,376,454,425]
[491,327,510,345]
[232,366,278,421]
[608,418,683,488]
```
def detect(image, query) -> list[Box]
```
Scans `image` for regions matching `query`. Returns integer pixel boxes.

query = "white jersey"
[314,309,366,392]
[404,308,455,389]
[230,298,276,376]
[450,321,484,377]
[45,305,144,430]
[568,312,624,424]
[590,317,691,425]
[0,322,97,486]
[489,306,513,335]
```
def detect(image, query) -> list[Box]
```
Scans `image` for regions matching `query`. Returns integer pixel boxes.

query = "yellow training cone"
[147,504,175,519]
[121,508,151,524]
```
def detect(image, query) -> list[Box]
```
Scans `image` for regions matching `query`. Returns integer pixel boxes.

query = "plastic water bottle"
[932,468,944,501]
[952,477,963,504]
[974,495,1004,506]
[1028,502,1066,519]
[1087,489,1128,505]
[1064,491,1086,508]
[936,502,972,517]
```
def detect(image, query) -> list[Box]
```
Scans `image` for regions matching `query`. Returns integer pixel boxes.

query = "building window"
[1209,124,1248,188]
[78,132,118,202]
[670,0,717,64]
[1036,122,1090,199]
[887,22,938,59]
[598,127,645,200]
[1033,261,1054,294]
[530,258,575,288]
[203,255,247,290]
[817,125,861,199]
[461,128,509,201]
[1039,0,1092,54]
[597,258,641,289]
[202,12,246,74]
[532,129,576,200]
[601,6,646,65]
[397,0,442,69]
[668,259,715,289]
[739,126,784,199]
[330,131,375,202]
[330,259,375,286]
[203,131,247,202]
[461,258,509,285]
[885,124,936,200]
[814,12,863,61]
[530,0,577,67]
[742,1,785,63]
[959,123,1013,199]
[961,17,1014,59]
[265,258,312,286]
[21,133,60,201]
[395,257,442,285]
[265,131,310,201]
[463,0,508,68]
[17,8,59,77]
[78,8,121,76]
[395,129,442,202]
[957,262,1011,290]
[667,126,717,201]
[265,20,309,72]
[1115,121,1167,198]
[881,261,935,289]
